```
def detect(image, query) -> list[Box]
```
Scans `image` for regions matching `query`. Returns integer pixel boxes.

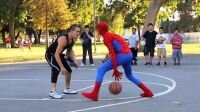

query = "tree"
[24,0,76,43]
[27,0,75,30]
[101,0,134,35]
[124,0,149,37]
[0,0,23,47]
[68,0,104,26]
[142,0,165,33]
[194,0,200,16]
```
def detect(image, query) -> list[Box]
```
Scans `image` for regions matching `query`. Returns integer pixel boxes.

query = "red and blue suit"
[82,21,153,101]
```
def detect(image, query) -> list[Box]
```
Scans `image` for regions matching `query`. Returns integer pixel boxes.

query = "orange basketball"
[108,81,122,95]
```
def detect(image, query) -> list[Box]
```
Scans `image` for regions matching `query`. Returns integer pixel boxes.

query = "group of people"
[45,22,154,100]
[4,33,32,51]
[127,23,183,66]
[45,21,183,100]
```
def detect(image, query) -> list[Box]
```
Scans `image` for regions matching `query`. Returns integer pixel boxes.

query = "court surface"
[0,54,200,112]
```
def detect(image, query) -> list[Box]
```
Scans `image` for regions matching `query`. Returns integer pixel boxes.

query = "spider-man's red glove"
[112,69,122,81]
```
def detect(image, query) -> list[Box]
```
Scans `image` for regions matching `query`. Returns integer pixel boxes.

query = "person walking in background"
[80,25,94,66]
[156,27,168,65]
[141,23,158,65]
[27,35,32,51]
[18,37,24,52]
[170,28,183,65]
[128,27,139,65]
[5,33,11,50]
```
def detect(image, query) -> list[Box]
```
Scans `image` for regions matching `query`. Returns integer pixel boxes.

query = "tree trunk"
[142,0,165,34]
[15,30,21,40]
[9,18,15,48]
[8,1,19,48]
[1,25,8,44]
[33,30,39,44]
[137,24,141,39]
[38,29,42,43]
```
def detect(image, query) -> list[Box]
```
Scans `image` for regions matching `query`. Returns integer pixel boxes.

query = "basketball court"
[0,54,200,112]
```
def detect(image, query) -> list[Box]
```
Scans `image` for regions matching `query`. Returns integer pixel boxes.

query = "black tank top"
[46,33,74,55]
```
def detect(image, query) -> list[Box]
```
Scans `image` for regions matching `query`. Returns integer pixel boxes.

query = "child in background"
[170,28,183,65]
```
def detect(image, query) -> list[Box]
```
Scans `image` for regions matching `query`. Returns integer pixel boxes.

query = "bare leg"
[163,56,166,62]
[145,55,149,62]
[158,56,161,63]
[51,83,57,91]
[150,56,153,64]
[64,72,71,89]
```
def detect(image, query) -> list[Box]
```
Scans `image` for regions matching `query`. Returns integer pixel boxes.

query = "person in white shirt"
[156,27,168,65]
[128,27,139,65]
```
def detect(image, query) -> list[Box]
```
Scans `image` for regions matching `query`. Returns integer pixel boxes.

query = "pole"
[93,0,96,53]
[45,0,49,49]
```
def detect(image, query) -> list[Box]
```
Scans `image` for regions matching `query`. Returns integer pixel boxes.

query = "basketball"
[157,37,163,44]
[108,81,122,95]
[140,40,145,46]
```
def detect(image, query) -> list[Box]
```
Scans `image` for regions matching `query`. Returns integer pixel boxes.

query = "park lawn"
[0,43,199,63]
[0,43,108,63]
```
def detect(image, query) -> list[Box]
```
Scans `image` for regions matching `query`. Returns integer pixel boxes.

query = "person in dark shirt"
[80,25,94,66]
[142,23,158,65]
[45,24,80,99]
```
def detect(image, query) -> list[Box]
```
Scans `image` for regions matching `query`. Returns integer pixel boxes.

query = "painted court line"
[0,81,170,102]
[68,72,176,112]
[0,81,161,102]
[0,66,176,111]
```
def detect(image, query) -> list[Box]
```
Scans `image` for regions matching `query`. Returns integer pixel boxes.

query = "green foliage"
[110,13,124,35]
[26,0,76,31]
[1,0,200,39]
[69,0,104,26]
[102,0,137,34]
[194,0,200,16]
[0,0,24,26]
[159,0,200,32]
[124,0,149,28]
[176,0,200,32]
[156,0,178,26]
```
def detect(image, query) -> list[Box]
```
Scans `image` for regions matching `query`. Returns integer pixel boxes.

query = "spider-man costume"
[82,21,153,101]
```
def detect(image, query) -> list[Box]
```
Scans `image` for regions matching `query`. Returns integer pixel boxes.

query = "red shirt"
[5,37,11,44]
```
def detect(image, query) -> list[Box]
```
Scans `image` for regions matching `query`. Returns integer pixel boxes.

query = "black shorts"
[45,52,72,73]
[130,47,138,60]
[143,47,155,57]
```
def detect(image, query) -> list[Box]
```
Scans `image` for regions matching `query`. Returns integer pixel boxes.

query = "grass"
[0,43,199,63]
[0,42,108,63]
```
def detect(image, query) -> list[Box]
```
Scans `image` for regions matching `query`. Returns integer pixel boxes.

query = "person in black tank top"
[45,24,80,99]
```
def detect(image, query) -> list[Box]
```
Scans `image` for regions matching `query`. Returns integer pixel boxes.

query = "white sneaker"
[90,64,95,66]
[63,88,78,94]
[49,91,63,99]
[80,63,85,66]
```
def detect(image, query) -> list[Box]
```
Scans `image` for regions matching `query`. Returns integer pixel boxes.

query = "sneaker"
[63,88,78,94]
[49,91,63,99]
[164,62,167,65]
[133,62,137,65]
[144,62,149,65]
[80,63,85,66]
[156,62,160,66]
[177,63,180,65]
[90,64,95,66]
